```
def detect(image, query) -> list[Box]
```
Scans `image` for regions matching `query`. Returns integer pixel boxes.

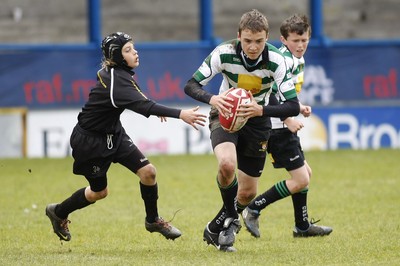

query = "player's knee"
[96,188,108,199]
[138,164,157,184]
[294,176,309,191]
[307,168,312,179]
[304,162,312,179]
[237,184,257,204]
[299,177,309,189]
[87,187,108,202]
[238,190,256,205]
[218,158,236,177]
[290,166,310,191]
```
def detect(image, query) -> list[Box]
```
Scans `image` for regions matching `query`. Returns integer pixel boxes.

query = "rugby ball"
[219,88,252,133]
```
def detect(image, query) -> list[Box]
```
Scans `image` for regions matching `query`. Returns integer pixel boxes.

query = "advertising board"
[26,106,400,158]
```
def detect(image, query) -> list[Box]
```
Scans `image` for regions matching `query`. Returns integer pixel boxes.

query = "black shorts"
[209,108,270,177]
[70,124,149,191]
[267,128,305,171]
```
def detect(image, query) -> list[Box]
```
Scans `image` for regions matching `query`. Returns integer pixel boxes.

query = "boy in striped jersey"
[184,9,302,252]
[242,14,332,238]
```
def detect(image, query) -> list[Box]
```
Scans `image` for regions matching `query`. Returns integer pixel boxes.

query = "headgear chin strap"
[101,32,132,66]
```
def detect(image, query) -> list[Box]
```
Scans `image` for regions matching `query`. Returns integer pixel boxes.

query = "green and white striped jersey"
[193,39,297,106]
[271,44,305,129]
[279,45,305,94]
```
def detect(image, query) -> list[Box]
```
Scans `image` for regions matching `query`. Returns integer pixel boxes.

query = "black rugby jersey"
[77,66,180,134]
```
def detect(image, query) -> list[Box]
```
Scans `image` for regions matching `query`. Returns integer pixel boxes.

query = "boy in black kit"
[45,32,206,242]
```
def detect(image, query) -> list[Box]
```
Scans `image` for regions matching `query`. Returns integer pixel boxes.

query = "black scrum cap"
[101,32,132,65]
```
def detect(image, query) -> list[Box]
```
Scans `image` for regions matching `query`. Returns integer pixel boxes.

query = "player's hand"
[157,116,167,122]
[179,106,207,130]
[300,103,312,117]
[284,117,304,133]
[209,89,234,116]
[236,96,263,119]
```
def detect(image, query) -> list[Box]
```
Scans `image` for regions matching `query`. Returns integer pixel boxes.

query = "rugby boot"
[242,207,261,238]
[218,217,241,246]
[293,219,333,237]
[145,217,182,240]
[203,223,236,252]
[45,203,71,241]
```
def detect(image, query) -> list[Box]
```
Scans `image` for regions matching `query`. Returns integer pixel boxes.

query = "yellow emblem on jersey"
[295,72,304,93]
[237,74,262,94]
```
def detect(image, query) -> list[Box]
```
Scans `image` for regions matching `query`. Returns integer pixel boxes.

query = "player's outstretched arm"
[179,106,207,130]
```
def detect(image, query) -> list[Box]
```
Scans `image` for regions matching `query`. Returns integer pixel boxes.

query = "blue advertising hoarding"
[298,106,400,150]
[24,105,400,158]
[302,46,400,105]
[0,45,399,109]
[0,46,219,109]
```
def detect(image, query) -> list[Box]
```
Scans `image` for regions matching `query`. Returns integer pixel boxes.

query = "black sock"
[208,205,227,233]
[55,187,93,219]
[208,190,244,233]
[218,176,238,219]
[248,180,291,211]
[292,188,309,230]
[236,201,247,214]
[140,182,159,223]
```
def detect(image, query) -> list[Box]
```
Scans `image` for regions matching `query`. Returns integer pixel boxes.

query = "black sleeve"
[268,94,288,121]
[184,78,214,104]
[268,94,279,106]
[126,100,180,118]
[262,98,300,118]
[147,103,181,118]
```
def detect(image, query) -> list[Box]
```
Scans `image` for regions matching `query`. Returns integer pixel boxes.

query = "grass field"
[1,149,399,265]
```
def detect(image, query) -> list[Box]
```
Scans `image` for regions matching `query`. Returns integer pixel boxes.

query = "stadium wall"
[1,0,399,157]
[1,43,399,158]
